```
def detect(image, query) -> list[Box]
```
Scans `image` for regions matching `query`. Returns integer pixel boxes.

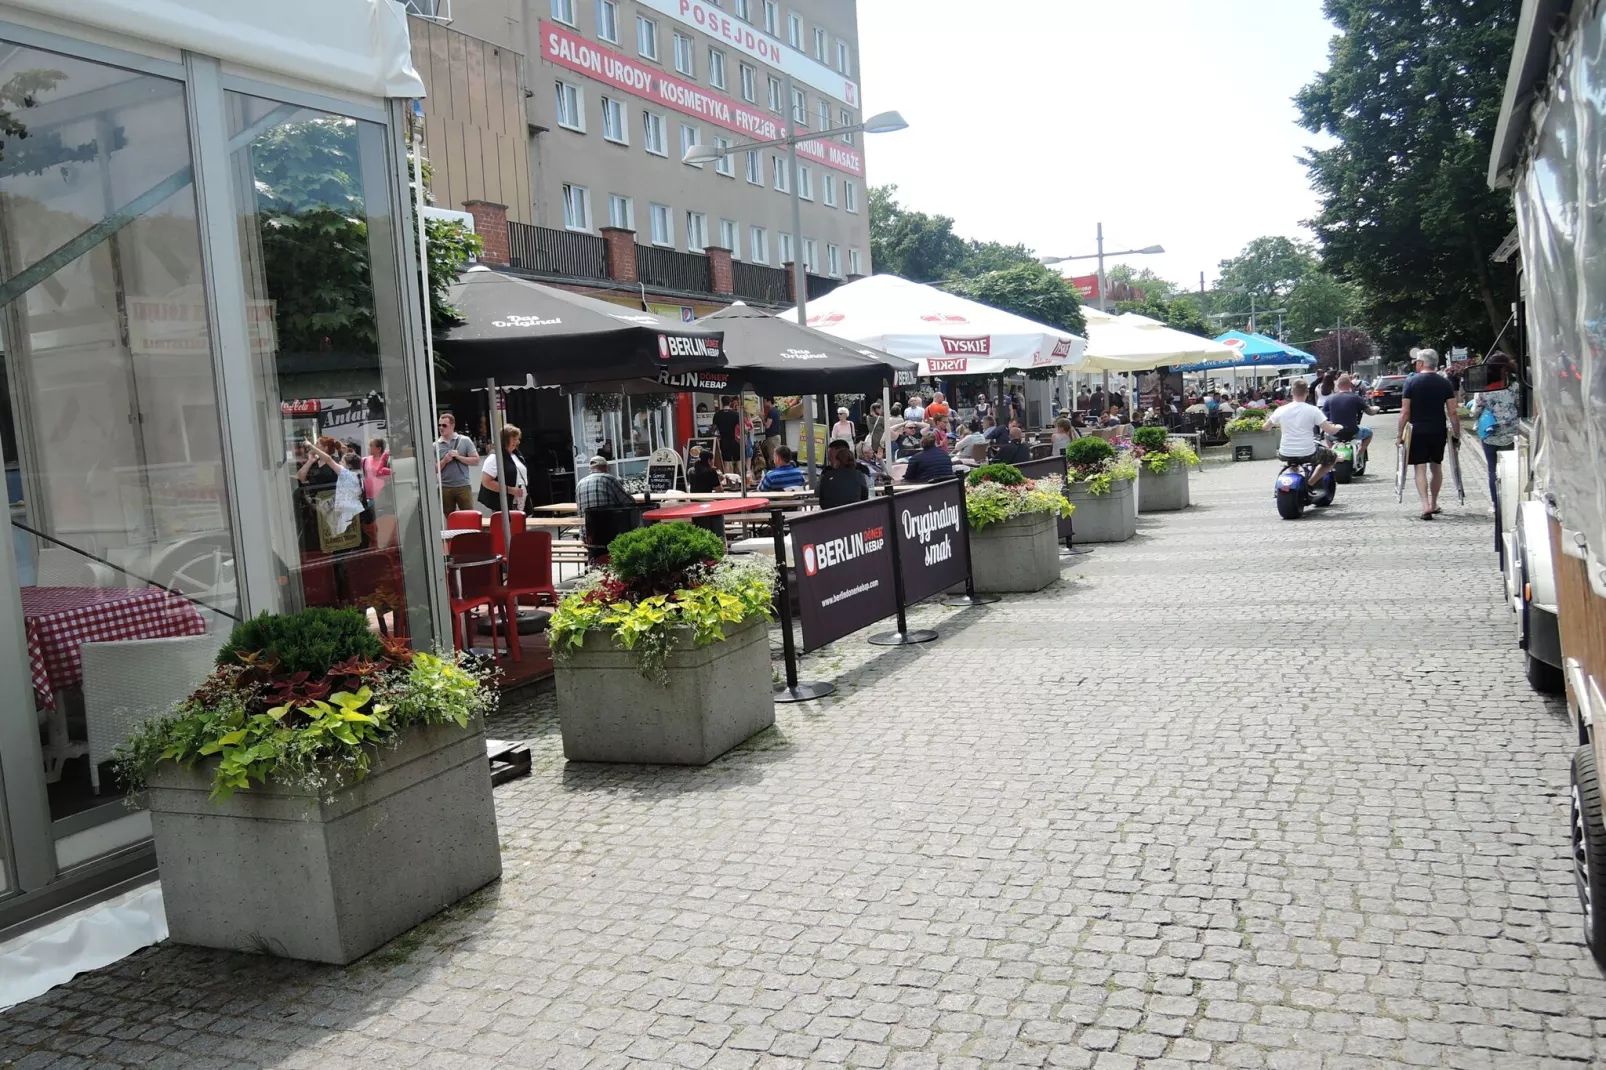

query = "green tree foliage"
[1106,265,1180,302]
[947,262,1086,337]
[869,184,1036,281]
[1296,0,1518,354]
[0,68,120,179]
[1114,293,1210,337]
[1211,236,1319,326]
[1285,270,1363,345]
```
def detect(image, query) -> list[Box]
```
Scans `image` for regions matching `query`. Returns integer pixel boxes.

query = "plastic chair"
[341,547,408,638]
[447,510,484,532]
[492,530,557,662]
[82,634,218,792]
[487,510,527,558]
[583,505,641,563]
[446,531,502,659]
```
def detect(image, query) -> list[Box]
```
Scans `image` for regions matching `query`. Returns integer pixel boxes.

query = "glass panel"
[223,92,436,647]
[0,42,234,839]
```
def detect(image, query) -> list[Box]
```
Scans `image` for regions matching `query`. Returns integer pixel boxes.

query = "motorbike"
[1275,453,1337,519]
[1328,428,1368,483]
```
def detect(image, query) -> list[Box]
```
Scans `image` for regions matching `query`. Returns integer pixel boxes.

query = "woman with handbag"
[1470,352,1521,558]
[479,424,528,514]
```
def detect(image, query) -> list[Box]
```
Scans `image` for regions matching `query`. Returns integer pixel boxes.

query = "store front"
[0,1,441,933]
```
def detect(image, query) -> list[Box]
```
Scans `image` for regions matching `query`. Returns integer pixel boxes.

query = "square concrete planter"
[964,510,1062,593]
[1228,428,1278,460]
[556,615,773,765]
[146,718,501,965]
[1065,477,1136,543]
[1138,464,1191,513]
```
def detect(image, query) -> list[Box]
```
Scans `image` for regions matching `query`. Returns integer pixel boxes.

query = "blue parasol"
[1171,330,1318,372]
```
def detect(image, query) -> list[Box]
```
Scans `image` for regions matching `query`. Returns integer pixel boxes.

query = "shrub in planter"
[116,608,501,964]
[1225,411,1278,460]
[967,462,1027,487]
[549,524,778,765]
[1225,413,1267,435]
[1064,439,1139,543]
[1130,428,1198,512]
[1065,437,1138,497]
[961,463,1074,593]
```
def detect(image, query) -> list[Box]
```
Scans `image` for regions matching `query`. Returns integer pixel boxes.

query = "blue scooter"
[1275,454,1336,519]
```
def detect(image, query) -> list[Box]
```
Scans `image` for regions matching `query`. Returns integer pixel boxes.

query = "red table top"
[642,497,772,521]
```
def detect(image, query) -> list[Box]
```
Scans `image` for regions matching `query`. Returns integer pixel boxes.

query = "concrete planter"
[1228,428,1278,461]
[1139,464,1191,513]
[146,718,501,965]
[1065,477,1136,543]
[965,510,1061,593]
[556,616,773,765]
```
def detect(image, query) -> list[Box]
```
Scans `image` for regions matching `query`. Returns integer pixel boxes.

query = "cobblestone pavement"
[6,420,1604,1070]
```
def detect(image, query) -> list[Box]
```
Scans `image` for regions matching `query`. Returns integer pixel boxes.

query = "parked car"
[1369,374,1408,412]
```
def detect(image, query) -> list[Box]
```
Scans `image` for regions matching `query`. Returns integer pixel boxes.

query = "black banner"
[891,481,969,604]
[789,497,898,650]
[1013,456,1072,540]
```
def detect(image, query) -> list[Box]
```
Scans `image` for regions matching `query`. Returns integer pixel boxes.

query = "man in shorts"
[1398,348,1461,520]
[1264,379,1342,489]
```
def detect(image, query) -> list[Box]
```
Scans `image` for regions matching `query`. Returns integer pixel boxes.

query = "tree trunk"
[1466,219,1505,345]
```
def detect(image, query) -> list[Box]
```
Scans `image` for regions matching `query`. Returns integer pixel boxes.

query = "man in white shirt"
[903,395,925,422]
[1264,379,1342,490]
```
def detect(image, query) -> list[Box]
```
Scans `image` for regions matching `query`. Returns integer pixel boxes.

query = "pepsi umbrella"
[434,267,726,385]
[1171,330,1317,372]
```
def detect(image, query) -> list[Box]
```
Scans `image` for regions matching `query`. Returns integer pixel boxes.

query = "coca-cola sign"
[940,336,991,356]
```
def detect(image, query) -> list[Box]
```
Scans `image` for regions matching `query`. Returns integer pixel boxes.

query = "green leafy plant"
[607,523,725,597]
[967,463,1026,487]
[1226,413,1268,435]
[1081,453,1140,496]
[584,391,625,417]
[964,477,1074,531]
[1064,436,1115,472]
[216,607,381,676]
[1131,426,1169,452]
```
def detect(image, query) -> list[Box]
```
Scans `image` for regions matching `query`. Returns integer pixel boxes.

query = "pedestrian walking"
[1398,348,1461,520]
[435,413,479,516]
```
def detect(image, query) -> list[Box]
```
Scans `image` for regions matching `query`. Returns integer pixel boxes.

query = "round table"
[642,497,772,538]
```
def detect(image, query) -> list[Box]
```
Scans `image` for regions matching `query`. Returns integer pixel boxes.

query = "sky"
[854,0,1339,292]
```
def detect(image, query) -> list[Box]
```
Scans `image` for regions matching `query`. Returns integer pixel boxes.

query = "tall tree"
[1211,236,1319,331]
[868,184,966,282]
[1285,270,1364,346]
[946,262,1086,337]
[1296,0,1517,354]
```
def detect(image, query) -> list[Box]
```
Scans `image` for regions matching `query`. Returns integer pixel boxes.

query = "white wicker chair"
[35,548,117,588]
[81,634,219,792]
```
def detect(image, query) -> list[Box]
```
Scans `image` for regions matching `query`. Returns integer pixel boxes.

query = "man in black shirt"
[995,427,1031,465]
[711,396,742,473]
[1399,349,1461,519]
[901,433,955,483]
[1320,373,1377,465]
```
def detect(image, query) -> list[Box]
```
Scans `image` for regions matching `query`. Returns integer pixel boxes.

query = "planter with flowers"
[1063,437,1139,543]
[549,523,776,765]
[1226,410,1277,460]
[116,607,501,965]
[960,464,1075,593]
[1132,427,1199,513]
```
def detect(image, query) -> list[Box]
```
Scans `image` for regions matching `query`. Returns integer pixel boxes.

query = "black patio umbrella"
[434,267,727,384]
[693,302,917,394]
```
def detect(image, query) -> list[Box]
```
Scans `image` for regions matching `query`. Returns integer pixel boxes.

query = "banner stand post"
[1061,469,1091,557]
[943,472,1000,607]
[870,487,940,645]
[770,508,835,702]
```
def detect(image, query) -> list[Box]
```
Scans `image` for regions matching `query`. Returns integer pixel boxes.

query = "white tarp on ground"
[783,274,1086,377]
[0,883,166,1011]
[1080,308,1239,373]
[4,0,426,99]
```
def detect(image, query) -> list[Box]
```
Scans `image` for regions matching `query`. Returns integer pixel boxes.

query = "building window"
[713,135,734,176]
[827,243,841,277]
[818,99,830,132]
[772,154,788,192]
[837,40,850,74]
[609,194,635,231]
[796,163,812,200]
[845,179,858,213]
[734,0,751,20]
[745,150,761,184]
[709,48,727,89]
[551,0,577,26]
[601,97,626,143]
[764,1,778,35]
[637,16,658,60]
[803,238,818,273]
[597,0,619,42]
[650,202,674,246]
[791,87,806,124]
[673,32,694,76]
[822,173,836,207]
[840,108,854,144]
[739,63,757,102]
[779,231,794,265]
[767,75,782,113]
[686,211,709,252]
[849,247,863,275]
[751,226,769,263]
[814,27,827,61]
[562,183,592,231]
[720,219,740,255]
[643,110,667,155]
[680,123,701,164]
[555,81,584,131]
[787,13,801,48]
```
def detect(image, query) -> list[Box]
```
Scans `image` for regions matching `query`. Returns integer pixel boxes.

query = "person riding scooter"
[1320,372,1377,465]
[1265,379,1343,493]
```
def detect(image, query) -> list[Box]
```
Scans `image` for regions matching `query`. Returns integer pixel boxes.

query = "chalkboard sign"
[647,446,683,493]
[1234,445,1254,462]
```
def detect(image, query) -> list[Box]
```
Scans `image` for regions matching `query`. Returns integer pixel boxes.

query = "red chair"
[341,548,408,638]
[297,551,338,607]
[447,510,484,532]
[487,510,527,558]
[445,531,502,660]
[491,530,557,662]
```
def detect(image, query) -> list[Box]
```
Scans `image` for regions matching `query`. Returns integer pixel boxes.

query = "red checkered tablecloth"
[22,586,210,710]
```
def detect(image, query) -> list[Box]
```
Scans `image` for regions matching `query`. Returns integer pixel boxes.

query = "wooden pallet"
[486,738,531,785]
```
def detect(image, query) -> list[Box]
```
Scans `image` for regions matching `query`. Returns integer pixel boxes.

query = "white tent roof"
[784,274,1086,378]
[11,0,426,99]
[1079,309,1239,373]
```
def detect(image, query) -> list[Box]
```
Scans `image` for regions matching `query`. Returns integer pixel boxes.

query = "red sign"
[940,336,991,356]
[540,22,863,176]
[280,400,321,415]
[928,357,969,373]
[1051,339,1073,359]
[1069,274,1099,299]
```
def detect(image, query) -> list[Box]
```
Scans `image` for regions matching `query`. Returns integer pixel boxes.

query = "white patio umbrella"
[783,274,1086,376]
[1079,309,1240,372]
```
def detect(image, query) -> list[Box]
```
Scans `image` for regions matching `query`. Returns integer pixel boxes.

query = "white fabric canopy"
[11,0,426,99]
[784,274,1086,377]
[1079,309,1239,373]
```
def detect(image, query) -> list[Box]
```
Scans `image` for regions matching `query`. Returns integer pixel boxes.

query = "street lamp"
[685,82,907,475]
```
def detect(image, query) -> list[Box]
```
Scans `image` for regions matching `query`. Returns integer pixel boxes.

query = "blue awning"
[1172,331,1318,372]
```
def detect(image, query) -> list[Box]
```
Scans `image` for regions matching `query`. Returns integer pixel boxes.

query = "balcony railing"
[635,244,711,293]
[807,273,842,301]
[731,261,790,305]
[507,222,607,279]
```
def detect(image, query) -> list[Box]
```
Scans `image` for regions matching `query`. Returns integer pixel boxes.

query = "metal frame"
[218,71,388,126]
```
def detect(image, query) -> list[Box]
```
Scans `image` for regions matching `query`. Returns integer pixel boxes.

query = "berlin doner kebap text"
[892,482,969,605]
[789,498,898,650]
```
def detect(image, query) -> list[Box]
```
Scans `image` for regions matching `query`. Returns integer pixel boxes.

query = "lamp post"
[684,88,908,478]
[1039,227,1164,420]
